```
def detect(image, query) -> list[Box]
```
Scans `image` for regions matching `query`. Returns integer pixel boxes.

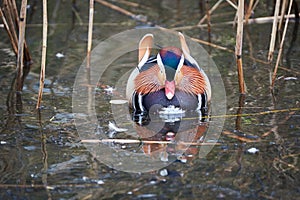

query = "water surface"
[0,0,299,199]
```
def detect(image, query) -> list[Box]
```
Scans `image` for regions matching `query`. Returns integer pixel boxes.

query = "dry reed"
[245,0,255,24]
[36,0,48,109]
[86,0,94,68]
[235,0,245,94]
[271,0,294,88]
[268,0,281,62]
[278,0,288,31]
[0,8,17,54]
[16,0,28,91]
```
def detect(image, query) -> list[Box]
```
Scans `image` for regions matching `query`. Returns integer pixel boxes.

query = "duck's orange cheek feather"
[134,66,165,94]
[176,66,207,95]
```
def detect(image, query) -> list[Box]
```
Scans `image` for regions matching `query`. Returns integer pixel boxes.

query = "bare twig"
[268,0,281,62]
[191,37,271,65]
[191,37,234,53]
[198,0,223,25]
[271,0,293,88]
[16,0,28,91]
[235,0,245,94]
[205,0,212,42]
[71,3,83,25]
[95,0,147,23]
[173,13,298,31]
[116,0,140,8]
[36,0,48,109]
[222,130,261,142]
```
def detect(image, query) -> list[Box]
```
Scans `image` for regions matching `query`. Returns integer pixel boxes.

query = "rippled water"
[0,0,299,199]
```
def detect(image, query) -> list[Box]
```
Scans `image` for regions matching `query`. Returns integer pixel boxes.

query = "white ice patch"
[109,99,128,104]
[55,52,64,58]
[247,147,259,154]
[108,121,128,132]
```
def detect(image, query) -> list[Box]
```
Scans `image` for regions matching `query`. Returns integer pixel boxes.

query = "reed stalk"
[86,0,94,68]
[86,0,94,115]
[225,0,238,9]
[9,0,32,63]
[16,0,28,91]
[2,0,19,56]
[245,0,254,24]
[268,0,281,62]
[235,0,245,94]
[278,0,288,31]
[0,8,17,54]
[271,0,293,88]
[36,0,48,109]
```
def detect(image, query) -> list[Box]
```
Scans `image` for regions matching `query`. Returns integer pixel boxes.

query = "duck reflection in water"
[125,32,211,162]
[135,113,209,162]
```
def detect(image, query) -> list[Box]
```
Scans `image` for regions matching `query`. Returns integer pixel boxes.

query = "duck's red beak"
[165,80,175,100]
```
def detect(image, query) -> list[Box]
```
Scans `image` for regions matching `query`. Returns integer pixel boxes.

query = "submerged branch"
[81,139,221,146]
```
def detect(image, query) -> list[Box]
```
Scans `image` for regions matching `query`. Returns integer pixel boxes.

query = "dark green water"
[0,0,299,199]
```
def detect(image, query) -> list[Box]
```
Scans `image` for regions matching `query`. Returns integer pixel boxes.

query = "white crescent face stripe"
[176,54,185,72]
[138,47,150,69]
[157,53,165,72]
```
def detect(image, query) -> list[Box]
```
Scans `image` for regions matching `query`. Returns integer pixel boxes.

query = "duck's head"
[157,47,184,100]
[130,32,209,104]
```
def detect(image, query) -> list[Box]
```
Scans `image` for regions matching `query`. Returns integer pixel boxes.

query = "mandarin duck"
[126,32,211,115]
